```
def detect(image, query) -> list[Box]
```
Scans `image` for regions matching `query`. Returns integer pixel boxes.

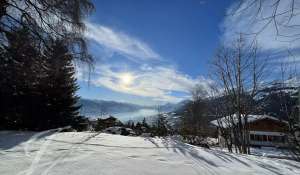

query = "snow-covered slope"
[0,131,299,175]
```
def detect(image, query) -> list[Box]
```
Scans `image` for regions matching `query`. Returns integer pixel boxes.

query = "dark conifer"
[0,28,45,130]
[41,40,81,129]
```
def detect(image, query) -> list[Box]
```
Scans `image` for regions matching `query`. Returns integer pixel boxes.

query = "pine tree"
[41,39,81,129]
[142,117,149,128]
[0,29,84,130]
[154,114,168,136]
[0,27,46,130]
[141,117,149,133]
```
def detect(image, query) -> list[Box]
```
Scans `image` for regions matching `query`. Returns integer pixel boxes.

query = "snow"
[213,146,294,160]
[210,114,288,128]
[284,77,300,88]
[250,147,293,159]
[1,131,300,175]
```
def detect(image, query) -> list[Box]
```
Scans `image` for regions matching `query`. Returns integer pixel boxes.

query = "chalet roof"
[210,114,288,128]
[97,116,117,121]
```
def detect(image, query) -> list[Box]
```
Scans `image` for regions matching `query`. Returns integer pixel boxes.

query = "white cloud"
[222,0,300,58]
[270,54,300,65]
[85,22,160,61]
[79,63,212,103]
[81,22,213,103]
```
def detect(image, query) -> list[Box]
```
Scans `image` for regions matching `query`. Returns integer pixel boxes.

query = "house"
[211,114,289,147]
[94,116,123,131]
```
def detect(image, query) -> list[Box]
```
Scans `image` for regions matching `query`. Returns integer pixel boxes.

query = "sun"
[120,73,134,86]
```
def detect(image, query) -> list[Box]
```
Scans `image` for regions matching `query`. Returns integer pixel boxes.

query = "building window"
[262,135,267,142]
[258,135,263,141]
[254,135,261,141]
[250,134,255,141]
[267,135,273,142]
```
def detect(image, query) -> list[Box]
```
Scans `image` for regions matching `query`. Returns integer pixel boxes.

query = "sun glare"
[120,73,134,86]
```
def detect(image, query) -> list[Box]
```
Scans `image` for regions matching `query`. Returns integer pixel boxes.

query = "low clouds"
[85,22,160,61]
[78,63,212,103]
[81,21,214,103]
[222,0,300,64]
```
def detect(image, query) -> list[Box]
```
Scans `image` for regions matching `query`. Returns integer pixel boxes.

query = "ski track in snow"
[0,131,300,175]
[20,132,101,175]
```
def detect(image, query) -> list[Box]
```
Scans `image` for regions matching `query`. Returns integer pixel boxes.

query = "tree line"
[93,116,170,137]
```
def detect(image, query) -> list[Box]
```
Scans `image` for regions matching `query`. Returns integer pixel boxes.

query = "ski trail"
[24,127,69,157]
[40,132,101,175]
[19,126,70,175]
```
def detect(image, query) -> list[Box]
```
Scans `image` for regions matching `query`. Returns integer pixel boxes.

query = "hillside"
[1,131,299,175]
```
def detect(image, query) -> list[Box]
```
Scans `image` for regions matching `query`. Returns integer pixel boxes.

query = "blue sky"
[87,0,233,76]
[77,0,300,105]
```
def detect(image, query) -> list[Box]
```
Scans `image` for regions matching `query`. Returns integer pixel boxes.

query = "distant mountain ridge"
[79,98,187,118]
[79,99,144,117]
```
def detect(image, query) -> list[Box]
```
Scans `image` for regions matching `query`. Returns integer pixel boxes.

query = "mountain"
[79,99,189,119]
[261,78,300,96]
[79,99,145,117]
[256,79,299,119]
[158,100,191,113]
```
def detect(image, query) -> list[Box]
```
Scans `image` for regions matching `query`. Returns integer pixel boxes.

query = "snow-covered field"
[0,131,300,175]
[212,146,294,160]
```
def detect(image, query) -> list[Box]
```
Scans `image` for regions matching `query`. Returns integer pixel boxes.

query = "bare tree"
[232,0,300,42]
[276,63,300,160]
[233,0,300,158]
[0,0,94,63]
[180,84,211,139]
[191,84,208,102]
[208,86,235,152]
[211,34,265,154]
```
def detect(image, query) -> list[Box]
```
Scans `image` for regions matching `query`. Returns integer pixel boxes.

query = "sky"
[76,0,300,105]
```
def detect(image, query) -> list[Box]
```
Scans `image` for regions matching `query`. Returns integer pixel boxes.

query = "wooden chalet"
[211,114,289,147]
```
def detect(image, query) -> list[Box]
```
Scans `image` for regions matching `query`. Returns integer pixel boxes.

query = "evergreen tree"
[0,27,46,130]
[0,32,84,130]
[125,120,135,129]
[153,114,169,136]
[0,0,94,130]
[142,117,149,128]
[41,39,81,129]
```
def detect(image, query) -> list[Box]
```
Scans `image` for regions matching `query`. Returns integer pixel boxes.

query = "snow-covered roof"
[210,114,288,128]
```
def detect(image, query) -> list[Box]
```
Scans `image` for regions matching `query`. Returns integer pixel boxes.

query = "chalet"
[211,114,289,147]
[94,116,123,130]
